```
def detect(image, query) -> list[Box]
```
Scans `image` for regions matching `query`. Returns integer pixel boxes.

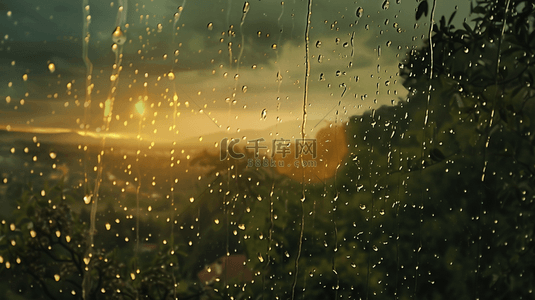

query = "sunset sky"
[0,0,470,146]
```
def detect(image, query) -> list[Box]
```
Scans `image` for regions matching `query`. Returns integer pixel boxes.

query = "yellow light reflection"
[104,99,112,117]
[135,100,145,115]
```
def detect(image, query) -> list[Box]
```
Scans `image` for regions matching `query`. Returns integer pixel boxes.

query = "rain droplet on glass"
[112,26,126,45]
[356,7,363,18]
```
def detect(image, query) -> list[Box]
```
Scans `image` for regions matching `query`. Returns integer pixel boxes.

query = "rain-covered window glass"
[1,0,534,299]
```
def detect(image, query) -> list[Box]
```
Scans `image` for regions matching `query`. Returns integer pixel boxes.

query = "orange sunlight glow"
[275,123,348,184]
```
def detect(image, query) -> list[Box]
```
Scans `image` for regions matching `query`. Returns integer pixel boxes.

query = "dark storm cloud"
[1,0,429,73]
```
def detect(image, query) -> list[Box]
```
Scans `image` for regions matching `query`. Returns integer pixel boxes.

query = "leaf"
[511,85,524,100]
[472,5,486,15]
[26,205,35,218]
[529,29,535,47]
[430,148,446,161]
[448,11,457,25]
[463,22,473,36]
[527,71,534,86]
[416,0,428,21]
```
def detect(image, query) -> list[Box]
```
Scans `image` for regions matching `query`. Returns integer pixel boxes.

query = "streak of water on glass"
[291,1,312,299]
[416,0,437,296]
[236,1,249,70]
[233,1,250,117]
[135,99,143,300]
[477,1,512,297]
[332,116,341,299]
[482,0,511,183]
[81,1,128,298]
[365,142,375,300]
[169,5,186,297]
[81,2,93,299]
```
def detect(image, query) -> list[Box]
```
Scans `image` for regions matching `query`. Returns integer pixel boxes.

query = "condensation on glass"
[0,0,534,299]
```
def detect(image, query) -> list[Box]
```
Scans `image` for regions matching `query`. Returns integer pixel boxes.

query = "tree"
[0,181,206,300]
[398,0,535,298]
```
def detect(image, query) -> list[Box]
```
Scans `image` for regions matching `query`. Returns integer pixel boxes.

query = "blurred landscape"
[1,0,534,299]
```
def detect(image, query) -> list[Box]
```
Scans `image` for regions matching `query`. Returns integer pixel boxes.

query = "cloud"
[0,0,470,143]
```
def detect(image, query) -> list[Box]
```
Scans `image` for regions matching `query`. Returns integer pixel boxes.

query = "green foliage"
[0,181,204,300]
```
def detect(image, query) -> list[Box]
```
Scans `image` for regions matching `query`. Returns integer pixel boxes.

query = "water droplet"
[261,109,267,119]
[112,26,126,45]
[382,0,390,10]
[318,55,323,63]
[157,23,163,32]
[315,40,322,48]
[54,274,60,282]
[336,70,341,76]
[84,195,92,205]
[135,100,145,115]
[243,2,250,13]
[271,44,277,50]
[105,223,111,230]
[356,7,363,18]
[22,74,28,81]
[48,63,56,73]
[242,85,248,93]
[319,73,325,81]
[49,152,57,159]
[168,72,175,80]
[207,22,213,30]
